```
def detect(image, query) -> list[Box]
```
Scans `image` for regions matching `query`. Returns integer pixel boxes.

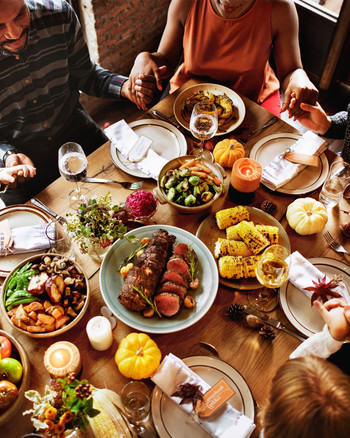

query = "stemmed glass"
[248,244,290,312]
[189,101,218,161]
[58,142,90,209]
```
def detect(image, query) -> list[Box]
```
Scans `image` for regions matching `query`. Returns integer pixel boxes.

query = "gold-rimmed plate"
[196,207,290,290]
[173,83,245,136]
[0,205,52,277]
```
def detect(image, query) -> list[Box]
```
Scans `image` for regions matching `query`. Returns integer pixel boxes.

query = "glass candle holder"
[229,158,262,204]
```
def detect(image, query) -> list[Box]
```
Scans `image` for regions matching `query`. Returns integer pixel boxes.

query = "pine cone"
[259,325,276,340]
[261,200,276,215]
[227,303,245,321]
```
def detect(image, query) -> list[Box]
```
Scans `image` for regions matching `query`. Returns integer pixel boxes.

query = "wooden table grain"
[2,80,349,438]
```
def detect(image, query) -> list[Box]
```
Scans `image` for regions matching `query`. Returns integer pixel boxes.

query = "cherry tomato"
[0,336,12,359]
[0,380,18,410]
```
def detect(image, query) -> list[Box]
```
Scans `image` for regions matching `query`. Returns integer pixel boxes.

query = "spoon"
[199,341,221,359]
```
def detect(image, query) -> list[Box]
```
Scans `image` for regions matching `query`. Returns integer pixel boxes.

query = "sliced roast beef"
[166,256,189,275]
[173,242,189,261]
[118,229,175,311]
[154,293,181,317]
[160,270,189,288]
[156,281,187,300]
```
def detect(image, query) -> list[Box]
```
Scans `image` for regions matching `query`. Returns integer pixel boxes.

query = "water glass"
[319,161,350,207]
[121,381,151,425]
[45,219,74,259]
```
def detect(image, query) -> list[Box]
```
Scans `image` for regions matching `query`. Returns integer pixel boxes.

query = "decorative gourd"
[286,197,328,235]
[213,139,245,168]
[115,332,161,380]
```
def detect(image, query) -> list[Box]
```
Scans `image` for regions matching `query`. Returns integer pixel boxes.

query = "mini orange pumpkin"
[213,139,245,168]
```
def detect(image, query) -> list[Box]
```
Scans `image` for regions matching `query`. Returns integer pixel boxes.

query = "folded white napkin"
[286,251,350,304]
[104,119,167,179]
[261,131,327,191]
[0,220,55,256]
[151,353,255,438]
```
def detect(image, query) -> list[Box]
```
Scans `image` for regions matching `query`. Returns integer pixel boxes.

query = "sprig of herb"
[132,285,162,318]
[118,242,147,270]
[188,246,198,280]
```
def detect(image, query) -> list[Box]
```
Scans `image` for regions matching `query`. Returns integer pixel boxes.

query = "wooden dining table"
[2,79,350,438]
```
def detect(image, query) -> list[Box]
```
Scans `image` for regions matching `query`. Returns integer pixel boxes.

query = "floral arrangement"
[24,373,99,437]
[66,193,135,254]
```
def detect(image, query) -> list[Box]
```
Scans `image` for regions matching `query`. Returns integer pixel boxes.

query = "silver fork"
[323,231,349,255]
[82,177,143,190]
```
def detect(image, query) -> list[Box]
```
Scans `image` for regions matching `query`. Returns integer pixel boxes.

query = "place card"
[196,378,235,419]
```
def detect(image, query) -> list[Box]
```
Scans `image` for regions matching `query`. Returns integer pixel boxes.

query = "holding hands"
[314,298,350,341]
[0,164,36,189]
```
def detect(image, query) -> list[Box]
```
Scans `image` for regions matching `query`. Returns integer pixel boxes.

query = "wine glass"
[58,142,90,209]
[248,244,290,312]
[189,101,218,161]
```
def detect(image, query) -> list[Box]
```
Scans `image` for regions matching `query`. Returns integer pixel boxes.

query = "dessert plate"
[152,355,255,438]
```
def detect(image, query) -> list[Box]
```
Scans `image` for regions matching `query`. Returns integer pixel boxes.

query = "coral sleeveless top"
[170,0,280,103]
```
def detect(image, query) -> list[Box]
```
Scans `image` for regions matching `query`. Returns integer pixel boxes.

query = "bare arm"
[128,0,190,108]
[271,0,318,115]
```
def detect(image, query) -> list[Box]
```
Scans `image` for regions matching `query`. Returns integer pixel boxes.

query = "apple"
[0,335,12,358]
[0,380,18,410]
[0,357,23,384]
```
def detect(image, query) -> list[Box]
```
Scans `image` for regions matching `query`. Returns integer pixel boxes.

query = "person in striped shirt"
[0,0,155,205]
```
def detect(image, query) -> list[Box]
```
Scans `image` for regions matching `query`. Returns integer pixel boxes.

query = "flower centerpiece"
[66,193,135,259]
[24,373,99,437]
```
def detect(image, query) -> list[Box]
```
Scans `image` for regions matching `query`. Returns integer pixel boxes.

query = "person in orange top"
[128,0,318,117]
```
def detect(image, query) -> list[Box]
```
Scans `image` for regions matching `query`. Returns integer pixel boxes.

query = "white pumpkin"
[286,197,328,235]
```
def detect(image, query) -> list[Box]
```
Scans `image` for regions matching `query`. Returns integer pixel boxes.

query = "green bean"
[6,297,37,311]
[6,290,34,305]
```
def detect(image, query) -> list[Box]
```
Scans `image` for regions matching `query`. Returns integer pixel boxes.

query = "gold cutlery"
[323,231,349,255]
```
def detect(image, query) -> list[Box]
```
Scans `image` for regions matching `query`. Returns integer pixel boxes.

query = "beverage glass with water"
[319,161,350,207]
[121,381,151,425]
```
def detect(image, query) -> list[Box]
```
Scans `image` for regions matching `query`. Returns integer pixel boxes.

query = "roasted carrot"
[179,159,197,169]
[190,170,208,178]
[195,162,212,173]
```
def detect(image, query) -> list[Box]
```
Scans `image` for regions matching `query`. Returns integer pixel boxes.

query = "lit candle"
[44,341,81,377]
[86,316,113,351]
[230,158,262,204]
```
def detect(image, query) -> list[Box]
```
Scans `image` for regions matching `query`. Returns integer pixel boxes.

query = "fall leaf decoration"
[304,275,343,305]
[171,383,204,410]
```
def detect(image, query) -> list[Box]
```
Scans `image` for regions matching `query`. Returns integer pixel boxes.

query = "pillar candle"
[86,316,113,351]
[231,158,262,193]
[44,341,81,377]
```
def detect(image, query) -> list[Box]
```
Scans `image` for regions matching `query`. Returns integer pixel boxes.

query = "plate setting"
[249,133,329,195]
[99,225,219,334]
[279,257,350,337]
[173,83,246,136]
[196,207,290,290]
[109,119,187,179]
[151,355,255,438]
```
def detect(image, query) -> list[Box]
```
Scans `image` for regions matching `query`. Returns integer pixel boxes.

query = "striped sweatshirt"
[0,0,127,164]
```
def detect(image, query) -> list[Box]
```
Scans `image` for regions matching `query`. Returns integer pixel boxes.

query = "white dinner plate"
[173,83,245,136]
[151,355,255,438]
[280,257,350,338]
[0,205,52,277]
[109,119,187,178]
[196,207,290,290]
[249,133,329,195]
[99,225,219,334]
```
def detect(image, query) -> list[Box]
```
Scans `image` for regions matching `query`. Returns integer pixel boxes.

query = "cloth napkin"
[261,130,327,191]
[104,119,167,180]
[0,219,55,256]
[286,251,350,304]
[151,353,255,438]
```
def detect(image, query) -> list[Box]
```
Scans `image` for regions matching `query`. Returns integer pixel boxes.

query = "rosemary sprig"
[118,241,146,270]
[132,285,162,318]
[188,246,198,280]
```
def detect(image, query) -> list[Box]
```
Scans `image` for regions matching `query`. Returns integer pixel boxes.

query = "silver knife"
[243,305,307,342]
[30,198,67,223]
[152,110,182,129]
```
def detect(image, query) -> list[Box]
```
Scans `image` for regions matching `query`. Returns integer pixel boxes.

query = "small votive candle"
[230,158,262,204]
[86,316,113,351]
[44,341,81,378]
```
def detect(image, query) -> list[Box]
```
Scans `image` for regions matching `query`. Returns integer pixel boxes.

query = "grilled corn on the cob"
[215,206,249,230]
[235,221,270,254]
[226,221,254,240]
[214,238,252,258]
[256,225,279,245]
[218,255,260,279]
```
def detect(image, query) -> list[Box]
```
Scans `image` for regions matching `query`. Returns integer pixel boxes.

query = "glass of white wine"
[58,142,90,209]
[189,101,218,161]
[248,244,290,312]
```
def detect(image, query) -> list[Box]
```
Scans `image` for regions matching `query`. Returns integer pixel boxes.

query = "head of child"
[262,355,350,438]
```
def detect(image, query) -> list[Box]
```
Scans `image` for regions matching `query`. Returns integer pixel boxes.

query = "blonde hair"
[262,356,350,438]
